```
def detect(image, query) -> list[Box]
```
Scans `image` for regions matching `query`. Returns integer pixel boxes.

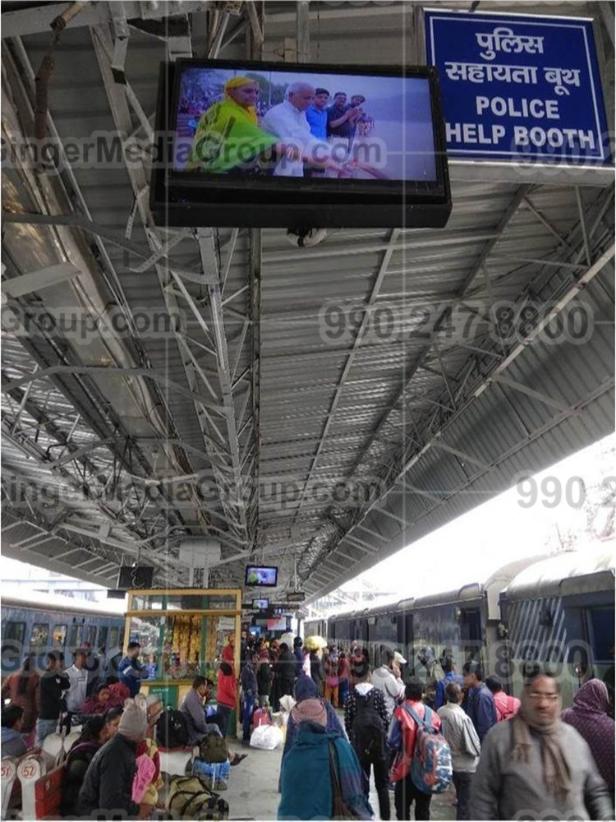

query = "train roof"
[1,589,125,617]
[411,554,547,616]
[501,544,616,601]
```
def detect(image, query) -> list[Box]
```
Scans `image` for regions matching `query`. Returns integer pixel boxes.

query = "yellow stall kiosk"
[123,588,242,730]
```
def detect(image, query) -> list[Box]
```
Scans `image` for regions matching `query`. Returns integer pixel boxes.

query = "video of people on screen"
[245,565,278,586]
[173,68,437,182]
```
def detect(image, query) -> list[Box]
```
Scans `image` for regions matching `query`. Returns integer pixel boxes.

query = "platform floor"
[224,736,457,821]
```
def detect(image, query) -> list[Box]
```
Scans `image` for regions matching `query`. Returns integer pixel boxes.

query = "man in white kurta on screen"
[261,82,348,177]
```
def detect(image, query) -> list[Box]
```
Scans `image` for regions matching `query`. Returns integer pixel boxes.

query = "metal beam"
[491,374,572,413]
[431,440,489,470]
[89,21,255,548]
[0,1,210,39]
[2,263,81,298]
[2,364,223,413]
[296,1,310,62]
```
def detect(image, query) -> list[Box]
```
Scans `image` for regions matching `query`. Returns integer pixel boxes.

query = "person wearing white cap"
[77,696,148,818]
[393,651,407,684]
[372,649,405,724]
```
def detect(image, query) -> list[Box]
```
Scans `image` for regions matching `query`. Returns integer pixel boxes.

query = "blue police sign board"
[425,9,611,166]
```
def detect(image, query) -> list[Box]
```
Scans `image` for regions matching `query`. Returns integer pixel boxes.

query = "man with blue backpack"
[389,678,452,820]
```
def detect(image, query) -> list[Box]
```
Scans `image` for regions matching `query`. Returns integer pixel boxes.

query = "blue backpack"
[404,705,452,794]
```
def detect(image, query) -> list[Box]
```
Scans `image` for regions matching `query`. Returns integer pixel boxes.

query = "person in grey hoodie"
[438,681,481,821]
[470,666,613,821]
[371,649,404,724]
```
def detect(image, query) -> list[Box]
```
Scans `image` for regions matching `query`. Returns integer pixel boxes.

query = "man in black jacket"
[36,651,70,745]
[276,643,296,701]
[77,696,147,819]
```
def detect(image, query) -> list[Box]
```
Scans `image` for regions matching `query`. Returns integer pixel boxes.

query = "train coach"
[1,591,125,677]
[500,546,615,706]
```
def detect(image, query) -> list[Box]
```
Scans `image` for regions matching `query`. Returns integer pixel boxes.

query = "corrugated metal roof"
[1,1,614,599]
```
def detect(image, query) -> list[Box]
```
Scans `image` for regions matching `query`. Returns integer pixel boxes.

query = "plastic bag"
[249,723,283,750]
[279,695,296,714]
[132,753,157,803]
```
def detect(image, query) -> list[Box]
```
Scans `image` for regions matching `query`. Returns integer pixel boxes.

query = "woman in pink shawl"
[562,678,614,800]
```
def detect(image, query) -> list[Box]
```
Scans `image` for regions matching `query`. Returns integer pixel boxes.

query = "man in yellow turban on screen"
[188,76,283,174]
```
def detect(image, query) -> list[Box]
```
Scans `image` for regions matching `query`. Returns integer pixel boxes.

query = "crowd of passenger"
[1,636,614,820]
[271,640,614,821]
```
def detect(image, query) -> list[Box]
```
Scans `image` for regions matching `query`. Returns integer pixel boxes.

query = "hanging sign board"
[425,9,611,167]
[217,617,235,631]
[286,592,306,603]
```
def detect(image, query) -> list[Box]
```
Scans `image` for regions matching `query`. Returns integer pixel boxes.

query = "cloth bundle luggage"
[167,775,229,820]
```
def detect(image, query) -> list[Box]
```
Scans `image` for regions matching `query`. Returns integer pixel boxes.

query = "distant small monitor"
[267,616,288,632]
[253,598,269,610]
[117,566,154,589]
[244,565,278,588]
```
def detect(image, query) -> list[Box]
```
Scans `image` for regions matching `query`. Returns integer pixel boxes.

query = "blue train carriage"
[499,545,616,708]
[363,600,410,671]
[303,617,329,642]
[328,607,372,655]
[407,556,548,689]
[1,591,125,678]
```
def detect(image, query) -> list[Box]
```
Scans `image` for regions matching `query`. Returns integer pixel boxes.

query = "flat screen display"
[267,616,288,632]
[245,565,278,587]
[151,59,451,228]
[117,566,154,589]
[173,66,437,182]
[253,598,269,610]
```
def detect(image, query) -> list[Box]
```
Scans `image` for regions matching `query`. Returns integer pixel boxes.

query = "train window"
[108,628,119,649]
[373,615,396,644]
[98,627,109,650]
[84,626,97,647]
[4,622,25,643]
[52,625,67,647]
[30,623,49,647]
[68,625,82,648]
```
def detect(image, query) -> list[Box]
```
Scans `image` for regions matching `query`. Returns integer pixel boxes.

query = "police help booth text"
[425,11,610,164]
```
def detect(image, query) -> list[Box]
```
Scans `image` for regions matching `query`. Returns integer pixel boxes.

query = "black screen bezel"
[168,58,446,196]
[244,565,279,588]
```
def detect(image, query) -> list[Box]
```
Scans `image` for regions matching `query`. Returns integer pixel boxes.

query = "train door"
[459,608,483,663]
[586,605,615,680]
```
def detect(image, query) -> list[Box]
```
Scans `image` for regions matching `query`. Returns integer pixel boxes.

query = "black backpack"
[156,707,189,748]
[351,691,386,759]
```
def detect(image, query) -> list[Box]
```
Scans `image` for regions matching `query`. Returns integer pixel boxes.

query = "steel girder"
[90,20,256,551]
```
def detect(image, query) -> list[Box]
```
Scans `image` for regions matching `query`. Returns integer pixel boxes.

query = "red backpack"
[495,692,520,722]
